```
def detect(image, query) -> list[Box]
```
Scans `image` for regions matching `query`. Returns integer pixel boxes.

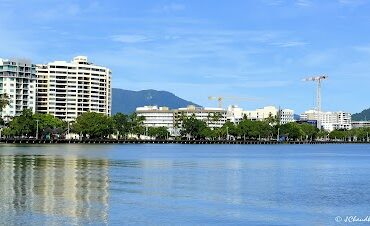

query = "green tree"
[280,122,305,140]
[32,113,66,131]
[6,108,35,137]
[148,127,169,139]
[329,130,347,140]
[32,113,66,139]
[180,115,207,139]
[73,112,114,138]
[112,113,130,138]
[299,123,319,140]
[353,128,370,141]
[317,129,329,140]
[265,114,278,126]
[129,113,145,137]
[0,93,9,110]
[221,121,238,138]
[237,119,272,140]
[256,120,273,139]
[237,119,254,139]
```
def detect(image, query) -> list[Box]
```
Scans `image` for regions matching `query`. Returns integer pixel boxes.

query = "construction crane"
[208,96,257,109]
[303,75,328,128]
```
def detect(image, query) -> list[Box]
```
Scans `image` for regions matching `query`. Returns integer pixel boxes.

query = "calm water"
[0,144,370,225]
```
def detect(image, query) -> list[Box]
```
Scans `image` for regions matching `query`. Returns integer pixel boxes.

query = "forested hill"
[112,88,201,114]
[352,108,370,121]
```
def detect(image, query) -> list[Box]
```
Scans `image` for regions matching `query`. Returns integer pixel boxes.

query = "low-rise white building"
[175,105,227,128]
[243,106,278,121]
[136,106,174,129]
[242,106,294,124]
[226,105,244,123]
[352,121,370,129]
[136,105,227,136]
[280,109,295,125]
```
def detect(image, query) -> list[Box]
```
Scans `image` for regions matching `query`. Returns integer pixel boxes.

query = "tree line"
[180,115,370,141]
[0,107,369,141]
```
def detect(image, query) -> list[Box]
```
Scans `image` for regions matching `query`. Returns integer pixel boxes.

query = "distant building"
[226,105,244,123]
[136,105,227,136]
[242,106,294,124]
[136,106,174,129]
[36,56,112,121]
[352,121,370,129]
[243,106,277,121]
[279,109,295,125]
[300,110,352,131]
[296,120,318,128]
[175,105,227,128]
[0,58,36,121]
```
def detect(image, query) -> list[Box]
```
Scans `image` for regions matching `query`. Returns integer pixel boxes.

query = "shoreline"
[0,139,369,145]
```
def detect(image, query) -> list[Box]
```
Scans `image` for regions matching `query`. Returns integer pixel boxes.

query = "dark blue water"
[0,144,369,225]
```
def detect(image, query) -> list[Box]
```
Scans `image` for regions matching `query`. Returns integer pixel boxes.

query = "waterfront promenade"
[0,138,368,145]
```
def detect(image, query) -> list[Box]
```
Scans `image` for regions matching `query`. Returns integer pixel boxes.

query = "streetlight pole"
[36,119,39,139]
[226,126,229,140]
[67,122,70,140]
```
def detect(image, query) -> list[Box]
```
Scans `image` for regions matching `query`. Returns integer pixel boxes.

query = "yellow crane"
[208,96,258,108]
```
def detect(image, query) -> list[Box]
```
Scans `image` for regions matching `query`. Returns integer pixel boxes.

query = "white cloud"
[353,45,370,54]
[338,0,368,6]
[295,0,312,7]
[153,3,186,13]
[111,35,151,43]
[263,0,312,7]
[272,41,308,47]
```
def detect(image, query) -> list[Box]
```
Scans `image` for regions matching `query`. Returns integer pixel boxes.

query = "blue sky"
[0,0,369,113]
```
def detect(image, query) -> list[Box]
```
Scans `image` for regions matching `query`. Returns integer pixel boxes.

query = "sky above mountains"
[0,0,369,113]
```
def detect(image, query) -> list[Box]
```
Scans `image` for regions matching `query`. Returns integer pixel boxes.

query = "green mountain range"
[352,108,370,121]
[112,88,201,114]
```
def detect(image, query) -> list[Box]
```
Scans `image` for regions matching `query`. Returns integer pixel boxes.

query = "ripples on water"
[0,144,370,225]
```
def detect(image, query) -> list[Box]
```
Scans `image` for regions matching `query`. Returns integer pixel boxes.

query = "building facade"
[243,106,278,121]
[279,109,295,125]
[300,110,352,131]
[136,105,227,136]
[136,106,174,129]
[174,105,227,128]
[226,105,244,123]
[36,56,112,121]
[242,106,294,125]
[0,59,36,121]
[352,121,370,129]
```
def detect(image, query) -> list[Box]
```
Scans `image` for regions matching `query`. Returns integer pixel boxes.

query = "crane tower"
[208,96,257,109]
[303,75,328,128]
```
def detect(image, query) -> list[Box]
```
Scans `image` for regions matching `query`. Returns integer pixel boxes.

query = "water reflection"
[0,155,109,225]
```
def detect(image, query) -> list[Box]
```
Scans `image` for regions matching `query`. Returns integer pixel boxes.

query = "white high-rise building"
[0,59,36,121]
[300,110,352,131]
[36,56,112,121]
